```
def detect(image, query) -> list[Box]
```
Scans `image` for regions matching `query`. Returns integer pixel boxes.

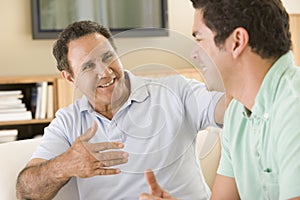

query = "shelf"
[0,75,71,140]
[0,75,60,84]
[0,118,53,126]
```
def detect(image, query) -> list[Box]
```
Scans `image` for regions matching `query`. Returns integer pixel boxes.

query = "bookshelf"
[0,75,73,140]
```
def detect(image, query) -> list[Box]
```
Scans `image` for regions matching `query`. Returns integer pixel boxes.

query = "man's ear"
[61,70,74,85]
[231,27,249,59]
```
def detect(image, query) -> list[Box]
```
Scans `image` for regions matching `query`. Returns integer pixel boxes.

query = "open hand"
[139,170,177,200]
[64,121,128,178]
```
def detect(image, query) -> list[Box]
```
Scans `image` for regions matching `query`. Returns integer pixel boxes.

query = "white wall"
[282,0,300,14]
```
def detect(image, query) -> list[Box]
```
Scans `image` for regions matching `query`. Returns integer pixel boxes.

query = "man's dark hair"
[190,0,292,59]
[53,20,116,76]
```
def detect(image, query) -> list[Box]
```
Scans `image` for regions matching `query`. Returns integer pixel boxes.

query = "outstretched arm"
[214,93,233,126]
[16,122,128,200]
[139,170,176,200]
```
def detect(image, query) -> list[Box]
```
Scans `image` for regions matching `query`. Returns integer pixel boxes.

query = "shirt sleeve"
[216,103,235,178]
[31,109,74,160]
[182,77,224,131]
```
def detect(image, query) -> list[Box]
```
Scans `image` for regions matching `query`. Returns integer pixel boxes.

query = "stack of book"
[0,129,18,143]
[0,90,32,122]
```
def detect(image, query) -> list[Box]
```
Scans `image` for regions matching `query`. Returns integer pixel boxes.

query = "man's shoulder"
[273,66,300,111]
[55,97,89,118]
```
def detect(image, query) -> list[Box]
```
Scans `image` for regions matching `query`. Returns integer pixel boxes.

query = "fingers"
[94,153,128,167]
[93,168,121,176]
[89,142,128,165]
[140,193,162,200]
[95,151,128,161]
[144,169,163,197]
[80,121,98,142]
[89,141,124,152]
[98,158,128,168]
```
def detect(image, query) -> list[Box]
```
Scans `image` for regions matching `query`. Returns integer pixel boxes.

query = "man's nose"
[97,67,113,79]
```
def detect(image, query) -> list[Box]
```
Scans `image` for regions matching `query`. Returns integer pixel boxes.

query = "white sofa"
[197,127,222,189]
[0,128,221,199]
[0,138,79,200]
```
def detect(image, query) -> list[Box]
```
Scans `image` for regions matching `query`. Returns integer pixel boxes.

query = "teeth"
[100,79,114,88]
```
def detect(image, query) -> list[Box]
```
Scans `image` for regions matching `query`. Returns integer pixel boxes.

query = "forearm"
[16,123,127,199]
[16,155,71,200]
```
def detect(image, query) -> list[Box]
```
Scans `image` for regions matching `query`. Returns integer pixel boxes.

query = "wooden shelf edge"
[0,118,53,126]
[0,74,61,84]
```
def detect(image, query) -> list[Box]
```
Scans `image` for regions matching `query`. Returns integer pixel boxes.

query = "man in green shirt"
[139,0,300,199]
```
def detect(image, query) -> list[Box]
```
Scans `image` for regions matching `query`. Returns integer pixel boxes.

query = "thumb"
[144,169,164,197]
[80,121,98,142]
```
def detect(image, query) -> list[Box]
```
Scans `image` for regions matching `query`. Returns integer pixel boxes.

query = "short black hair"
[191,0,292,59]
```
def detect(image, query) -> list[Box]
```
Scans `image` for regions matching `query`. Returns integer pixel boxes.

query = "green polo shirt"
[218,51,300,200]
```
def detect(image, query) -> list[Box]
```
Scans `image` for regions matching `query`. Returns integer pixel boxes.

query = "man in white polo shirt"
[16,20,225,200]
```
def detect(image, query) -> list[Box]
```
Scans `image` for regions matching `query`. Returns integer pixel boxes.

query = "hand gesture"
[64,121,128,178]
[139,170,177,200]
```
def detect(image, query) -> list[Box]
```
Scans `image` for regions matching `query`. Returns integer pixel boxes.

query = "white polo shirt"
[33,71,223,200]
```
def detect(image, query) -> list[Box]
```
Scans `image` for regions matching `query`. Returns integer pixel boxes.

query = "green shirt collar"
[252,51,295,116]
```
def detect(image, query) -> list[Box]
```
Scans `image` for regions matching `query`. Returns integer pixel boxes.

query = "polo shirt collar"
[252,51,294,117]
[77,70,150,113]
[125,70,149,103]
[78,96,92,113]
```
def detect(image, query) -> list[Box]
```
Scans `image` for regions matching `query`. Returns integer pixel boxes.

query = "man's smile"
[98,78,115,88]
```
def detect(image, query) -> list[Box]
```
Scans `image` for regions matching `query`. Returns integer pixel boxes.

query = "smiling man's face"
[67,33,127,111]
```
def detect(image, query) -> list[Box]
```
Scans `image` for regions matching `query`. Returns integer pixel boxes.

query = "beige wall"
[0,0,299,76]
[0,0,57,76]
[0,0,195,76]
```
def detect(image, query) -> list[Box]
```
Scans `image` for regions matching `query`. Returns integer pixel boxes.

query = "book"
[39,82,48,119]
[0,103,25,109]
[30,86,37,117]
[0,90,22,96]
[35,81,48,119]
[0,107,27,113]
[0,99,22,105]
[0,129,18,143]
[0,111,32,122]
[46,84,54,119]
[0,94,23,99]
[0,90,24,110]
[34,85,41,119]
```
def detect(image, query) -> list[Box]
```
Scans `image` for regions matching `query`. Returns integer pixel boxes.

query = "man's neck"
[97,77,130,120]
[228,55,276,110]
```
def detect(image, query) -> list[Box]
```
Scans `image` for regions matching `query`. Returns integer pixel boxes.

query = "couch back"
[0,138,79,200]
[197,127,222,189]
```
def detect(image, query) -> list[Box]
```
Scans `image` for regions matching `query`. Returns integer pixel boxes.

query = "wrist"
[49,151,73,181]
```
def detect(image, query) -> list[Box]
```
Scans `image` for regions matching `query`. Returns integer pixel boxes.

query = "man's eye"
[102,52,113,63]
[82,63,95,71]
